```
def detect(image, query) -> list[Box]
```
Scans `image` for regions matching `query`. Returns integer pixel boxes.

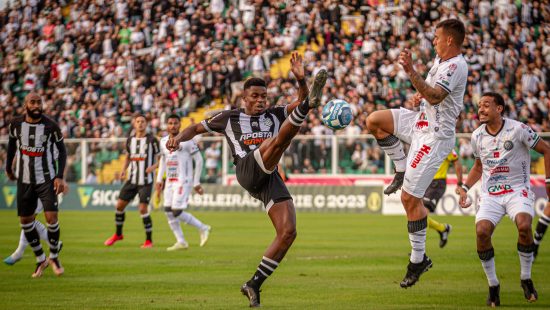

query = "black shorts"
[236,149,292,210]
[17,181,58,217]
[118,182,153,204]
[423,179,447,213]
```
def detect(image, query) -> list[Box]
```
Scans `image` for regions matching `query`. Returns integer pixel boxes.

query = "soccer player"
[3,201,48,265]
[457,92,550,306]
[366,19,468,287]
[534,203,550,258]
[425,149,463,248]
[5,92,67,277]
[104,114,160,248]
[166,52,326,307]
[156,115,211,251]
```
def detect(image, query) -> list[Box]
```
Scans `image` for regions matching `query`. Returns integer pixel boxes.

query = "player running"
[166,52,326,307]
[366,19,468,287]
[457,92,550,306]
[156,115,211,251]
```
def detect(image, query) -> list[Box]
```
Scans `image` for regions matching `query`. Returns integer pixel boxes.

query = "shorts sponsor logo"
[504,141,513,151]
[488,184,513,196]
[490,166,510,175]
[240,131,273,145]
[411,145,431,168]
[20,145,44,157]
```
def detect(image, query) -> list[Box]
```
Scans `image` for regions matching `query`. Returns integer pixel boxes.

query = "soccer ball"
[321,99,353,130]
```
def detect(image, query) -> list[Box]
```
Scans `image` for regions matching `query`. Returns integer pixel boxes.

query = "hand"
[457,187,471,208]
[290,52,305,81]
[120,170,126,180]
[53,178,66,195]
[406,93,423,107]
[398,49,414,74]
[166,137,180,152]
[155,182,164,199]
[194,185,204,195]
[6,170,16,181]
[146,166,155,174]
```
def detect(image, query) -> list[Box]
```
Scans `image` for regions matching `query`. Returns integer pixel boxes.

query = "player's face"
[244,86,268,115]
[478,96,503,124]
[25,94,43,119]
[134,117,147,133]
[167,118,180,135]
[433,28,449,57]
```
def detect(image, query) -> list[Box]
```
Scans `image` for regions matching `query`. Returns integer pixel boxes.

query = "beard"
[26,107,42,119]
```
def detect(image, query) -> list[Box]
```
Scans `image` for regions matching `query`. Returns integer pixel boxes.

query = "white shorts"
[392,108,454,198]
[476,190,535,226]
[163,182,192,210]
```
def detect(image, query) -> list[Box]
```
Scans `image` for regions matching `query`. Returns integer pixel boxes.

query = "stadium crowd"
[0,0,548,181]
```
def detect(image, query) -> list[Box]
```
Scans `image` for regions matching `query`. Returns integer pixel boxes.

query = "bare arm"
[453,159,464,185]
[167,123,208,151]
[457,158,482,208]
[533,139,550,198]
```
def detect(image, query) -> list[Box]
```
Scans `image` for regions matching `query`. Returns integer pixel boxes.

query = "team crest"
[40,135,48,142]
[504,140,513,150]
[263,118,273,127]
[252,121,259,127]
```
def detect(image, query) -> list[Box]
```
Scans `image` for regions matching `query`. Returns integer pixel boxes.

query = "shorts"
[476,190,535,226]
[236,149,292,212]
[163,182,192,210]
[392,108,454,198]
[118,182,153,204]
[423,179,447,212]
[17,181,58,217]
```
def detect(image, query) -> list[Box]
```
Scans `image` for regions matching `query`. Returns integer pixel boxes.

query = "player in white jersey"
[156,115,211,251]
[366,19,468,287]
[457,92,550,306]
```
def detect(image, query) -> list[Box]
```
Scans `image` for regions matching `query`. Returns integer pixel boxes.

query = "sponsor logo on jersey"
[411,145,431,168]
[486,158,507,167]
[240,131,273,145]
[521,189,528,198]
[19,145,44,157]
[447,63,457,77]
[489,166,510,175]
[504,141,513,150]
[130,153,147,161]
[488,174,507,183]
[488,183,513,196]
[415,112,429,130]
[493,151,500,158]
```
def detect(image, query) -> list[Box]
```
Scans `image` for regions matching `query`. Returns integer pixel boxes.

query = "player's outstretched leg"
[516,213,537,302]
[241,201,296,307]
[533,207,550,259]
[258,69,327,171]
[366,111,407,195]
[4,220,47,265]
[427,217,451,248]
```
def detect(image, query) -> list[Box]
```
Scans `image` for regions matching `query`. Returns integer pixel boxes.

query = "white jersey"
[416,54,468,139]
[471,119,541,196]
[157,136,202,187]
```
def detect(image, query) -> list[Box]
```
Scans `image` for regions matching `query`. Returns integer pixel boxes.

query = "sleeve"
[519,124,541,149]
[471,133,480,159]
[192,151,203,187]
[201,110,231,134]
[55,140,67,179]
[156,152,166,183]
[434,61,465,94]
[8,120,16,138]
[189,140,200,155]
[152,137,160,155]
[52,122,63,142]
[126,137,131,154]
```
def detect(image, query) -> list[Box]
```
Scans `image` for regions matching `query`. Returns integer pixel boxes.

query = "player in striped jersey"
[156,114,211,251]
[534,203,550,258]
[6,92,67,277]
[167,53,327,307]
[104,114,160,248]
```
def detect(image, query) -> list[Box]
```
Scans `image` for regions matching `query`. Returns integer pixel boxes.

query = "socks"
[247,256,279,289]
[427,217,446,233]
[288,99,309,127]
[47,221,61,259]
[376,135,407,172]
[518,243,535,280]
[178,211,207,231]
[478,248,499,286]
[165,211,186,244]
[13,220,47,258]
[141,213,153,241]
[21,222,46,262]
[115,211,125,236]
[408,217,427,264]
[534,214,549,245]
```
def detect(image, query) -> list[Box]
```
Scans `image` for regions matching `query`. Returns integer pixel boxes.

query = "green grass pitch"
[1,210,549,309]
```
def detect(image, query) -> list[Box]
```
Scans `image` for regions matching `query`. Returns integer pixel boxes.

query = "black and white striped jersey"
[126,134,160,185]
[201,106,288,163]
[8,115,65,184]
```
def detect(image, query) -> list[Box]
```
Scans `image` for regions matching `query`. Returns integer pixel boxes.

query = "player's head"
[133,114,147,133]
[478,92,505,124]
[166,114,181,136]
[243,77,267,115]
[433,19,465,56]
[24,92,43,120]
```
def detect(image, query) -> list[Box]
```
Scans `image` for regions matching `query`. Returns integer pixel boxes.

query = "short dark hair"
[167,114,180,122]
[436,19,465,46]
[243,77,266,90]
[481,92,506,114]
[133,113,147,121]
